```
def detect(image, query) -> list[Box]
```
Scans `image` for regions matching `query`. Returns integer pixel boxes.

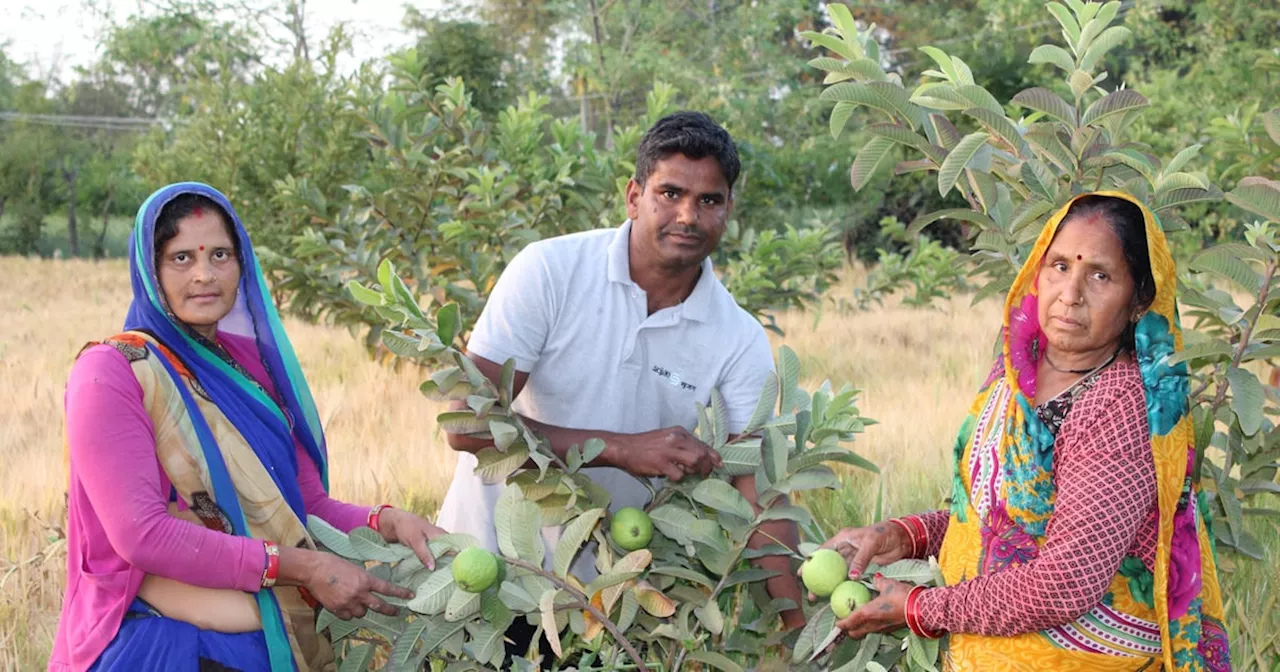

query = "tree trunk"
[63,166,79,257]
[0,195,7,223]
[585,0,615,143]
[94,181,115,259]
[288,0,310,63]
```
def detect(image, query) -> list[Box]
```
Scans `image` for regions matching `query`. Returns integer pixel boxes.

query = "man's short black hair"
[634,111,740,192]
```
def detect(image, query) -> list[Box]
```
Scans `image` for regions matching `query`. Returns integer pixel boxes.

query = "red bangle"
[889,518,920,558]
[261,540,280,589]
[903,515,929,557]
[368,504,393,532]
[906,585,944,639]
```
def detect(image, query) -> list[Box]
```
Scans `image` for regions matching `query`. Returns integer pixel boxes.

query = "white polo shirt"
[435,220,774,580]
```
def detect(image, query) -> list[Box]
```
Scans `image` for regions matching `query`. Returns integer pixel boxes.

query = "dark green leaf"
[346,281,384,307]
[849,137,896,192]
[649,565,716,588]
[745,373,779,433]
[1012,87,1077,127]
[928,114,962,150]
[339,643,375,672]
[308,515,360,560]
[1189,246,1263,293]
[964,108,1026,156]
[1079,26,1131,72]
[692,479,756,520]
[937,132,991,196]
[553,508,604,578]
[1155,187,1222,211]
[1081,90,1149,127]
[435,302,460,346]
[829,101,856,140]
[908,208,999,235]
[387,618,431,668]
[684,651,744,672]
[1226,179,1280,223]
[720,568,782,589]
[866,123,931,151]
[1228,368,1265,436]
[1029,44,1075,73]
[1167,340,1233,365]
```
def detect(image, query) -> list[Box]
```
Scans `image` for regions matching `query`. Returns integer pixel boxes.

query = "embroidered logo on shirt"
[652,365,697,391]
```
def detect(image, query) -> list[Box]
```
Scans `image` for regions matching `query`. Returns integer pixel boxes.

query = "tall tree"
[401,10,514,115]
[95,8,257,117]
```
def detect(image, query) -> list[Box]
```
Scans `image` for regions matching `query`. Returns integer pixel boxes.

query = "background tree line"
[0,0,1275,324]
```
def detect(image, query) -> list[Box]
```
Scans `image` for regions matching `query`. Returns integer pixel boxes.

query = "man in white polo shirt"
[435,112,805,652]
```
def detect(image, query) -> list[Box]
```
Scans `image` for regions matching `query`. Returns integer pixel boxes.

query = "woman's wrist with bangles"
[368,504,393,532]
[260,540,280,588]
[889,515,929,559]
[905,586,945,639]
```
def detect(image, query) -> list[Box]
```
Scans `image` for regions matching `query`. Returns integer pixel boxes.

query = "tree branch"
[1211,259,1278,413]
[500,557,649,670]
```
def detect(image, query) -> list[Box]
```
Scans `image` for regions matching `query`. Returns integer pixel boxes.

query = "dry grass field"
[1,256,1275,670]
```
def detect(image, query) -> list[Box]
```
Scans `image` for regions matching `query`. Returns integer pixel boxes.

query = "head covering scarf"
[123,182,331,671]
[936,192,1229,670]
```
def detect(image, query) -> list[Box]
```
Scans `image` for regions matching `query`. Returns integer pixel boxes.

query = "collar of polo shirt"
[605,220,716,322]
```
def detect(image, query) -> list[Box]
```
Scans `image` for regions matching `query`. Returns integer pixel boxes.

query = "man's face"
[626,153,733,271]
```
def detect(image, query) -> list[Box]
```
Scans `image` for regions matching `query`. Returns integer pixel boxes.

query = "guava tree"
[301,261,943,671]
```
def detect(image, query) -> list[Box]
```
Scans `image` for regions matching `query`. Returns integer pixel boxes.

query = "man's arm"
[445,352,722,481]
[733,472,806,631]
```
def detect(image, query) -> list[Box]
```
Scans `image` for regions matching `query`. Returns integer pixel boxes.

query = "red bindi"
[199,245,205,251]
[1077,255,1082,261]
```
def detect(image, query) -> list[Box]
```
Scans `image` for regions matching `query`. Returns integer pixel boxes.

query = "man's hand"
[609,426,723,481]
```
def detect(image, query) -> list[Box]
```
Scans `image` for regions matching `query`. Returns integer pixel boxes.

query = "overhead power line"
[0,111,176,131]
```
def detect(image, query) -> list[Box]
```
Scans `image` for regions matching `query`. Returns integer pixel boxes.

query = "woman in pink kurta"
[52,183,446,672]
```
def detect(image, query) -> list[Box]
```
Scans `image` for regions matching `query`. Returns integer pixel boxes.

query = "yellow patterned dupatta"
[936,192,1230,670]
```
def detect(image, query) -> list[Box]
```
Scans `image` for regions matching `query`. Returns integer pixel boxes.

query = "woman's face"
[1036,213,1139,356]
[157,210,241,333]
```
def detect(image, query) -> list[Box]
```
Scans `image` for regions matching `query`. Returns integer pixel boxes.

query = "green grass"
[0,211,134,259]
[1220,495,1280,670]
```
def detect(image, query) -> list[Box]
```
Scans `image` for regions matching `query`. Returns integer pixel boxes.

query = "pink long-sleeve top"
[904,358,1159,636]
[50,332,370,672]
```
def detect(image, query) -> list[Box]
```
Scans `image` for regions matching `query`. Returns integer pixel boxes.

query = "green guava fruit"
[801,548,848,597]
[830,580,874,618]
[452,546,500,593]
[611,507,654,551]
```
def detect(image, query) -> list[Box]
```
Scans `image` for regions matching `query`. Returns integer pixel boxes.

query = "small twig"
[1210,260,1278,414]
[1190,371,1216,402]
[501,557,649,670]
[644,487,676,513]
[0,539,61,589]
[754,529,800,556]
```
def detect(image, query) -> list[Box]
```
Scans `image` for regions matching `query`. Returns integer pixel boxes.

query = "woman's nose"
[193,259,216,282]
[1059,275,1084,305]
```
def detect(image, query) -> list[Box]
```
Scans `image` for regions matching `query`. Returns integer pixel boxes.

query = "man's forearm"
[522,417,628,469]
[749,518,805,628]
[733,474,805,629]
[442,402,626,469]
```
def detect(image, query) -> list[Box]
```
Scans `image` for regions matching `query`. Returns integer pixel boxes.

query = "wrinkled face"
[157,210,241,331]
[1036,214,1140,355]
[626,154,732,271]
